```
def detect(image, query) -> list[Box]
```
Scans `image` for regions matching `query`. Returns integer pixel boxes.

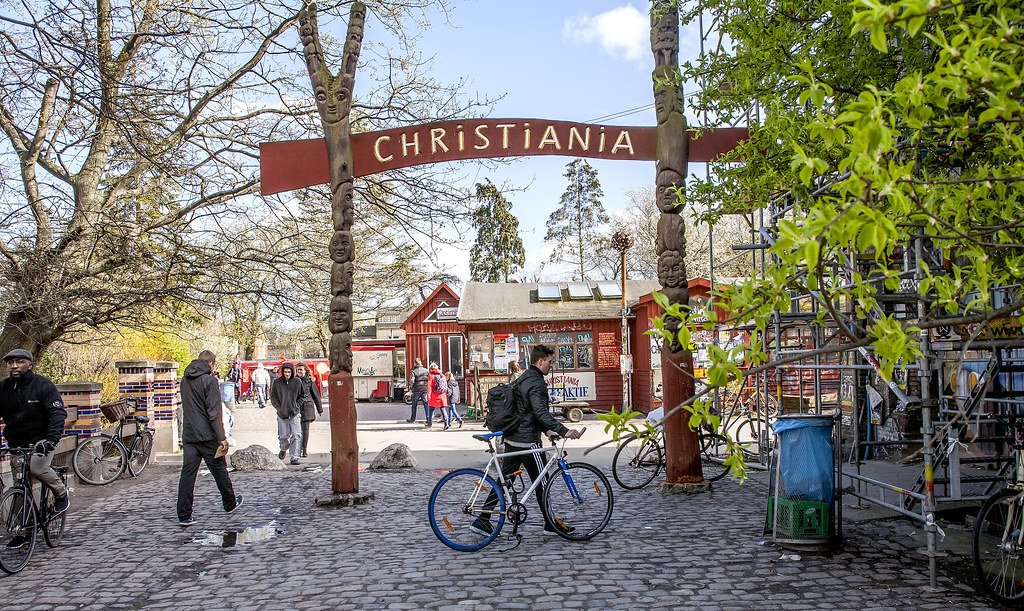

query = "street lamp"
[611,230,634,411]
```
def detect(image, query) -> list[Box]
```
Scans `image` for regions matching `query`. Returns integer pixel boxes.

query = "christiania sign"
[259,118,746,196]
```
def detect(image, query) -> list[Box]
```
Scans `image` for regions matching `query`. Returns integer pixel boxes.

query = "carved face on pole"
[329,295,353,333]
[658,249,686,289]
[331,262,355,296]
[330,332,353,373]
[329,231,354,263]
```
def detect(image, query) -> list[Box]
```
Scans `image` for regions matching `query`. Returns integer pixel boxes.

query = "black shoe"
[278,450,286,460]
[457,421,463,429]
[290,458,301,465]
[469,519,493,537]
[424,424,432,428]
[406,419,415,423]
[52,494,70,515]
[226,494,244,514]
[178,517,197,527]
[5,535,28,548]
[442,423,450,430]
[301,451,308,458]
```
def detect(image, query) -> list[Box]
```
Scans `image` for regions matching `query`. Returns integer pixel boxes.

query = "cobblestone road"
[1,458,997,610]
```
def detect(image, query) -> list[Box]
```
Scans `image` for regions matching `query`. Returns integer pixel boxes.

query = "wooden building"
[456,279,660,411]
[401,282,465,379]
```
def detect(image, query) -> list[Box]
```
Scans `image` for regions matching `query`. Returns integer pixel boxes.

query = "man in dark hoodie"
[271,362,303,465]
[176,350,242,527]
[0,348,71,533]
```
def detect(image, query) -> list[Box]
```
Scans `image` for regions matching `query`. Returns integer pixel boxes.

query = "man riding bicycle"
[0,349,71,546]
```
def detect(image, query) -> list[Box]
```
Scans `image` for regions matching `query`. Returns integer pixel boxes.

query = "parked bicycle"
[972,412,1024,604]
[71,398,154,486]
[611,426,731,490]
[427,428,613,551]
[0,446,69,574]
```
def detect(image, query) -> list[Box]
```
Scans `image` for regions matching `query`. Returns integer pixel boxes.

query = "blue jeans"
[446,403,463,424]
[429,406,450,426]
[410,392,427,421]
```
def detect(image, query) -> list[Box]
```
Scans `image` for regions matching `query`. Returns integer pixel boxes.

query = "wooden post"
[651,0,704,489]
[299,1,365,494]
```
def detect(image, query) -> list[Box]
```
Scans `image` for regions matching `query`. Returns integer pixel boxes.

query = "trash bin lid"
[771,413,835,434]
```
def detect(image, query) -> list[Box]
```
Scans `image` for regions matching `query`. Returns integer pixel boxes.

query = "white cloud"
[562,5,650,64]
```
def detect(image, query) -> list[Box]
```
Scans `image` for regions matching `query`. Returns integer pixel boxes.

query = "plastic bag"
[772,418,833,502]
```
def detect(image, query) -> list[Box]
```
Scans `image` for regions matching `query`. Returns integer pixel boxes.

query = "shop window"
[448,335,464,378]
[427,336,442,369]
[520,332,594,371]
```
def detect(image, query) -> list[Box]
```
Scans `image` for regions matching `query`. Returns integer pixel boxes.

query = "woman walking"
[444,371,463,429]
[425,362,449,429]
[295,363,323,458]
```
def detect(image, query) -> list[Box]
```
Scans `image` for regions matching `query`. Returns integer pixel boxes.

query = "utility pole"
[612,230,634,411]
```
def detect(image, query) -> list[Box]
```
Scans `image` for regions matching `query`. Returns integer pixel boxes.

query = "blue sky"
[401,1,705,283]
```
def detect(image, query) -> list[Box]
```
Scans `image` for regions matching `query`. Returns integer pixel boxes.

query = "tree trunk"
[651,0,703,488]
[0,309,62,363]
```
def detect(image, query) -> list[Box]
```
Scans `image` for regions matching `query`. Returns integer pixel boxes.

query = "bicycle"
[71,398,154,486]
[972,413,1024,604]
[0,446,69,574]
[611,426,731,490]
[427,428,613,552]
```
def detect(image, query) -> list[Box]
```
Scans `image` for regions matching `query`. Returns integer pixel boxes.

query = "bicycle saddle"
[472,431,503,441]
[134,415,150,424]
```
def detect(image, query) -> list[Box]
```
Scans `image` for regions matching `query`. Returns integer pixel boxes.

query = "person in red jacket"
[424,362,449,429]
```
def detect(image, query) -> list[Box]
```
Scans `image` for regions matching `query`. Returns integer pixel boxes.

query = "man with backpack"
[472,344,581,537]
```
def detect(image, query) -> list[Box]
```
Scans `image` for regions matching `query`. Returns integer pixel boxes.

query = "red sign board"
[259,119,747,196]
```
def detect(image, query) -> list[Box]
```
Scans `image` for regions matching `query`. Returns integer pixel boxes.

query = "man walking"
[176,350,242,527]
[471,345,580,537]
[271,362,303,465]
[251,362,270,409]
[0,349,71,537]
[407,358,429,424]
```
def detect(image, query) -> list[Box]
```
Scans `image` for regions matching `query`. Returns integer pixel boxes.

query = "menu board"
[597,332,619,370]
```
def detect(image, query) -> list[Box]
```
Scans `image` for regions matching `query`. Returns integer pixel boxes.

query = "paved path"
[5,457,995,609]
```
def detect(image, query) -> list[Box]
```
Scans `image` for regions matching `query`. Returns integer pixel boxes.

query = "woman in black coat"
[295,363,323,458]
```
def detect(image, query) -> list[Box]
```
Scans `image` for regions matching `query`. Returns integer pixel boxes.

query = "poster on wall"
[597,332,619,370]
[468,331,493,369]
[548,372,597,402]
[493,333,509,374]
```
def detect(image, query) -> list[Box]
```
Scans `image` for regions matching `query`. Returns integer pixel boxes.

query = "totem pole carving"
[651,0,702,486]
[299,0,365,494]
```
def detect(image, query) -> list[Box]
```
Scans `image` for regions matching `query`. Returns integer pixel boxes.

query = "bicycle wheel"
[612,434,663,490]
[974,488,1024,603]
[72,434,127,485]
[39,484,66,548]
[127,430,154,477]
[428,468,505,552]
[0,487,37,574]
[699,432,731,483]
[740,416,771,450]
[544,461,614,541]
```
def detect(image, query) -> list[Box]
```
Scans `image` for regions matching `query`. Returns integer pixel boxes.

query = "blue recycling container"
[771,414,834,503]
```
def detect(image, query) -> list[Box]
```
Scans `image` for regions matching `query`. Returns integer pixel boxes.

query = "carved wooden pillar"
[651,1,702,486]
[300,1,364,493]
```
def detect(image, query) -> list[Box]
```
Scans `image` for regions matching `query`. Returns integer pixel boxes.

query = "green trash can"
[466,405,478,419]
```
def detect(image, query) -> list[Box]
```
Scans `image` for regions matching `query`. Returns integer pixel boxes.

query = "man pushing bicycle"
[471,344,581,538]
[0,349,70,547]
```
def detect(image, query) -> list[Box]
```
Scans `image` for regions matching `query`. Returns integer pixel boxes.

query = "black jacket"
[179,359,226,444]
[298,374,323,421]
[410,365,429,393]
[271,363,303,419]
[505,365,568,444]
[0,369,67,447]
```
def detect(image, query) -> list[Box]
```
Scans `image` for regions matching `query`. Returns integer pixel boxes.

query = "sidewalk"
[6,458,995,609]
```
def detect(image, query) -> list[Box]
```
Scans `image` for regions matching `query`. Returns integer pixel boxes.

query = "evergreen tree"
[544,159,609,280]
[470,180,526,283]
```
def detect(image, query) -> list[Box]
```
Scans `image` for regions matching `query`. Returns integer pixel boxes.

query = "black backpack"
[485,377,527,433]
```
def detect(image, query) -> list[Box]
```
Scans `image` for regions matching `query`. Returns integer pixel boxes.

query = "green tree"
[544,159,610,280]
[648,0,1024,480]
[469,180,526,283]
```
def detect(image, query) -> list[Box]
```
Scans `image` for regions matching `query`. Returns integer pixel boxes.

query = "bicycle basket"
[99,400,135,423]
